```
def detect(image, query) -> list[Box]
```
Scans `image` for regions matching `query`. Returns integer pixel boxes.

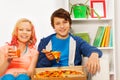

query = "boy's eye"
[55,23,60,25]
[63,20,69,24]
[63,21,67,23]
[55,22,68,25]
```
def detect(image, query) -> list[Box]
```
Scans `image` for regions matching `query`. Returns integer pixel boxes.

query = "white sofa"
[82,54,109,80]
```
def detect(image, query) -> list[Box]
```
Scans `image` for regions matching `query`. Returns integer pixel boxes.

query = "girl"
[0,18,38,80]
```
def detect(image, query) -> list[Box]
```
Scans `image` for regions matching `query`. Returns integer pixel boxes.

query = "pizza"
[51,51,61,63]
[42,49,61,63]
[35,70,84,78]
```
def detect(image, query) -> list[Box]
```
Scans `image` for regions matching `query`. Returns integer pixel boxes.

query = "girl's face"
[53,17,70,39]
[17,22,32,44]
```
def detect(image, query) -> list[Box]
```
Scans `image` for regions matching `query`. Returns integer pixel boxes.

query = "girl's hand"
[13,72,27,77]
[5,46,17,62]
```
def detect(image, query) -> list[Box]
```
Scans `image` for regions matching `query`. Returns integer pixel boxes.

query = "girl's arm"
[26,51,38,76]
[0,51,10,75]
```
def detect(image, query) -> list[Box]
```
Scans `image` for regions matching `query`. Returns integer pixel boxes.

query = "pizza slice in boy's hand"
[51,51,61,63]
[42,49,61,63]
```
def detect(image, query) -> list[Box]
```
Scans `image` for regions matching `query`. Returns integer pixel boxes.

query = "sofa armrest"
[82,55,110,80]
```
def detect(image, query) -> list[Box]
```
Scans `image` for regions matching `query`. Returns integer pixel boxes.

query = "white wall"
[0,0,120,79]
[0,0,66,46]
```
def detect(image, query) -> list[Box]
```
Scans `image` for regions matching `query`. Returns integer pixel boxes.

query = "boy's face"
[53,17,70,39]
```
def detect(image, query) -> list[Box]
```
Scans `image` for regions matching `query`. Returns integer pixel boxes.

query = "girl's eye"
[19,29,23,31]
[18,28,31,32]
[27,29,31,32]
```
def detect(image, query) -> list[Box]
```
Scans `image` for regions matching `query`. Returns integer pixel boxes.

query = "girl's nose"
[23,30,27,33]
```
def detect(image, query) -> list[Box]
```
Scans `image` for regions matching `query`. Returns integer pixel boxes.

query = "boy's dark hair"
[51,8,72,28]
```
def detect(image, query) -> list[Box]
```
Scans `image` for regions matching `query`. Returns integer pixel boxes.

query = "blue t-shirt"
[51,35,70,67]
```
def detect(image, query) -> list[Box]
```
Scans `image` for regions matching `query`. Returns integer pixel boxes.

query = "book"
[93,26,105,47]
[109,28,113,47]
[73,33,90,43]
[101,26,108,47]
[104,26,111,47]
